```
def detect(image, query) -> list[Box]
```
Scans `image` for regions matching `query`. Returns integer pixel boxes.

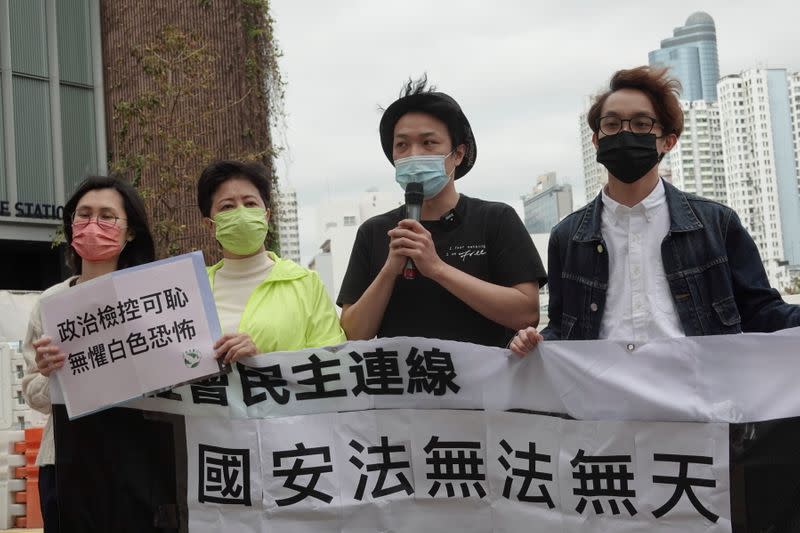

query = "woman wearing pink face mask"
[22,176,155,532]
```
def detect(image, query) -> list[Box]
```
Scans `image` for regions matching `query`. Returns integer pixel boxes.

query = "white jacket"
[21,276,77,466]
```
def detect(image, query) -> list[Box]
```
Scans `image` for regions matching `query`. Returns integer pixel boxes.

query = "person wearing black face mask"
[595,119,666,184]
[508,65,800,533]
[509,65,800,355]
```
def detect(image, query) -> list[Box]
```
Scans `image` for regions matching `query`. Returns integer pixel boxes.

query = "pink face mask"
[71,222,123,262]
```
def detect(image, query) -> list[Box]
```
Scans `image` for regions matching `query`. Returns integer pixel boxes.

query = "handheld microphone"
[402,182,424,280]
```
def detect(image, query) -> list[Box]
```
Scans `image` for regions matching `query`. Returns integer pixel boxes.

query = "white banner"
[134,329,800,423]
[185,410,731,533]
[41,251,223,418]
[77,331,800,531]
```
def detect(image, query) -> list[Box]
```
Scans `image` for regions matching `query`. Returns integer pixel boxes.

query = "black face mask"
[596,131,664,184]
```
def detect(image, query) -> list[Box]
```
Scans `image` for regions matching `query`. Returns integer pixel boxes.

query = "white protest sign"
[41,251,222,418]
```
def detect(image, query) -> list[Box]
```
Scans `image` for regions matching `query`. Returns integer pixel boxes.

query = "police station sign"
[41,251,223,417]
[0,199,65,220]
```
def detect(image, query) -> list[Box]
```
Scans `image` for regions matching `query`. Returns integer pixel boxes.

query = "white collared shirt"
[598,179,685,342]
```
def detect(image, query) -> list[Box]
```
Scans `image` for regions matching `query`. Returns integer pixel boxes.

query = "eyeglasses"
[71,212,126,229]
[598,115,658,136]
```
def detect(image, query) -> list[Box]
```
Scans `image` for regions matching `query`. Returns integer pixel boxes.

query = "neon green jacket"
[208,252,345,353]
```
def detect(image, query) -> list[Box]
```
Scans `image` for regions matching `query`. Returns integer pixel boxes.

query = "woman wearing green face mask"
[197,160,346,362]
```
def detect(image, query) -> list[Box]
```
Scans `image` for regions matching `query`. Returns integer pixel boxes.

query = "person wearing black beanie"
[337,75,547,348]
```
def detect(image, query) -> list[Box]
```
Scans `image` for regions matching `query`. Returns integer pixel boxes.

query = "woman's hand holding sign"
[214,333,259,364]
[33,336,66,377]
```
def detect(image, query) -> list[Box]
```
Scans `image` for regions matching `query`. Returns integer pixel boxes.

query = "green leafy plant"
[107,3,285,260]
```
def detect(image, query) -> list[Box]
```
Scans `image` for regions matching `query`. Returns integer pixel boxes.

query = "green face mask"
[213,206,269,256]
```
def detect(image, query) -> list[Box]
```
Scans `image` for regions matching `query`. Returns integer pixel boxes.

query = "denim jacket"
[541,180,800,340]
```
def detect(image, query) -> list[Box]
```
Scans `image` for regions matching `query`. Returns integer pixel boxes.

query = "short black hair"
[196,160,272,218]
[378,74,477,179]
[63,176,156,274]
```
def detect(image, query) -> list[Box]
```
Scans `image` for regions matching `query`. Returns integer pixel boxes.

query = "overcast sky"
[269,1,800,265]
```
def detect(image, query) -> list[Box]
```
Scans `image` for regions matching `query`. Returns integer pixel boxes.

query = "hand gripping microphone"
[402,182,424,280]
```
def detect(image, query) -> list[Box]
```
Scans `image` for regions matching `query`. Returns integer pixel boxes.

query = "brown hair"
[587,66,684,138]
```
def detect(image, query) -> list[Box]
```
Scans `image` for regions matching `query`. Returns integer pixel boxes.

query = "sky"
[269,0,800,265]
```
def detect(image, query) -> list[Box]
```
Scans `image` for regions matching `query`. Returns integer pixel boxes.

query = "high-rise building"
[275,186,300,263]
[309,190,402,303]
[670,100,726,203]
[579,105,607,202]
[648,11,720,102]
[789,72,800,282]
[790,72,800,195]
[718,69,800,289]
[649,13,723,209]
[521,172,573,233]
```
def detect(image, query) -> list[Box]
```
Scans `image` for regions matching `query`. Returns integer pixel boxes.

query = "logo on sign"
[183,349,201,368]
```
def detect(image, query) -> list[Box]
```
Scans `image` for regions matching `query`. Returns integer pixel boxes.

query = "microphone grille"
[405,182,424,204]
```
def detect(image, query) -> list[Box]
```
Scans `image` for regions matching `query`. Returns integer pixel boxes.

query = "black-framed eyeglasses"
[598,115,658,136]
[71,212,126,229]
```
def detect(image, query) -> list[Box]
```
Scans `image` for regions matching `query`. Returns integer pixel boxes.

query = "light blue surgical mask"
[394,152,455,199]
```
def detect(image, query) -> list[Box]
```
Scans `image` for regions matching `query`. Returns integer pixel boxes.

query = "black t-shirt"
[337,194,547,347]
